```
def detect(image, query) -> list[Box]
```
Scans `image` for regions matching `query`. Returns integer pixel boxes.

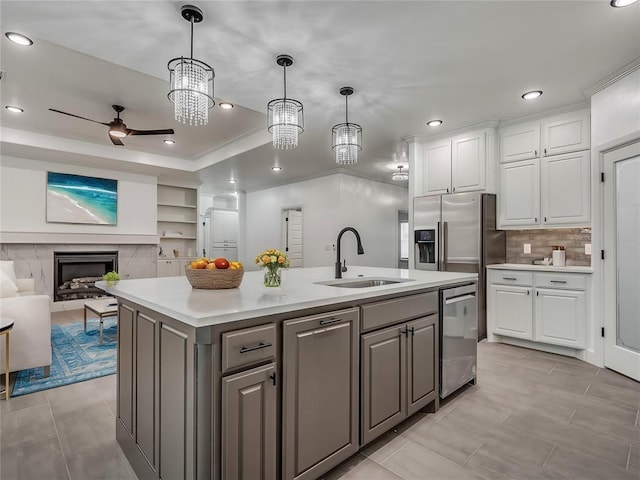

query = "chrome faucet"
[335,227,365,279]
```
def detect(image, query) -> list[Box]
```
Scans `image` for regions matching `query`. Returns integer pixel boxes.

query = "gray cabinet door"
[406,315,437,416]
[117,304,135,437]
[361,324,406,446]
[283,308,359,480]
[222,363,277,480]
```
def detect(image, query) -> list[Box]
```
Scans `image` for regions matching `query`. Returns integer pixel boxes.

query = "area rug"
[11,317,117,397]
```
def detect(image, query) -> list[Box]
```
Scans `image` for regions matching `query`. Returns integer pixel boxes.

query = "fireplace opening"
[53,251,118,302]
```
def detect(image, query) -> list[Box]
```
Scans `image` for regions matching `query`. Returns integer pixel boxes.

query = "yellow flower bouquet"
[255,249,290,287]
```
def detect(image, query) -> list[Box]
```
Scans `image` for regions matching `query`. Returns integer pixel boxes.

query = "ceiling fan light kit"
[267,54,304,150]
[332,86,362,165]
[167,5,215,126]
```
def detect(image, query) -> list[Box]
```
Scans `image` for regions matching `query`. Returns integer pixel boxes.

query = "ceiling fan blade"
[49,108,110,126]
[109,135,124,146]
[127,128,175,136]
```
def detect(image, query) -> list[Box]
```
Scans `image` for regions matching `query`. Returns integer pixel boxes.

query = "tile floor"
[0,309,638,480]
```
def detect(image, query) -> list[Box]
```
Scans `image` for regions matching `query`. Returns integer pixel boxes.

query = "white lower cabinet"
[534,288,585,348]
[490,285,533,340]
[488,269,589,350]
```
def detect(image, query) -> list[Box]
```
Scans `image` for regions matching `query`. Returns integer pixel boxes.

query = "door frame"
[602,139,640,380]
[281,205,303,267]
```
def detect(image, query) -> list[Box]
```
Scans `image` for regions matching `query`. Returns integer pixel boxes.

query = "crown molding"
[584,56,640,97]
[497,102,591,129]
[404,120,500,145]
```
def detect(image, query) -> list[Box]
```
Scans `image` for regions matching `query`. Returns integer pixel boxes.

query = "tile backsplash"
[506,228,592,266]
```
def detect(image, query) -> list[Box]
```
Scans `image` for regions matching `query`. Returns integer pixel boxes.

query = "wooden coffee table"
[84,298,118,345]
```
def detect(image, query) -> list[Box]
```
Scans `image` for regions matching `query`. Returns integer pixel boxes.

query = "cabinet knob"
[534,217,538,223]
[544,148,547,155]
[544,217,547,222]
[534,150,538,156]
[527,290,530,295]
[446,188,449,193]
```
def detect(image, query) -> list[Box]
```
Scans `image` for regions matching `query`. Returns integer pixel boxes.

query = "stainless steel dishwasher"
[439,283,478,398]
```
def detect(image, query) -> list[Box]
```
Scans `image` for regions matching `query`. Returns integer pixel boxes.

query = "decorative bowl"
[185,267,244,289]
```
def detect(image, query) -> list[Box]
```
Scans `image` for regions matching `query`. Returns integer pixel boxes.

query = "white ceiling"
[1,1,639,194]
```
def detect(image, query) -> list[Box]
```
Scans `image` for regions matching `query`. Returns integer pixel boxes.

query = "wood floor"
[1,309,638,479]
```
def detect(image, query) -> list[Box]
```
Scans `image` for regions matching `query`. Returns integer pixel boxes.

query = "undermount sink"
[314,277,414,288]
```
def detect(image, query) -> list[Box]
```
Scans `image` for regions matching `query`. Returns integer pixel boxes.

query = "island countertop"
[97,266,477,328]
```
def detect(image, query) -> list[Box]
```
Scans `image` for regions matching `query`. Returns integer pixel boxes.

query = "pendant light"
[332,87,362,165]
[392,165,409,181]
[267,55,304,149]
[167,5,215,126]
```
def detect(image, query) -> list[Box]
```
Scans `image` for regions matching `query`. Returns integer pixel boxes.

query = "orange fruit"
[196,259,208,269]
[189,261,199,269]
[205,262,217,269]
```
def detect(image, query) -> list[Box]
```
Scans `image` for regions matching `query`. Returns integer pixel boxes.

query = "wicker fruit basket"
[185,267,244,289]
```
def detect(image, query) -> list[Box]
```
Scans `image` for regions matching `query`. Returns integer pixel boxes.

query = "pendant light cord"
[190,17,194,60]
[283,64,287,99]
[345,94,349,125]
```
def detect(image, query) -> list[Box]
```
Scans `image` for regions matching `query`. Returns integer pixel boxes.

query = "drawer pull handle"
[445,294,476,305]
[239,342,272,354]
[320,317,342,326]
[550,280,567,284]
[503,277,517,280]
[270,372,277,386]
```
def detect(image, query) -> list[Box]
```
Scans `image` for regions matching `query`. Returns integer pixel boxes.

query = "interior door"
[603,140,640,381]
[284,209,303,268]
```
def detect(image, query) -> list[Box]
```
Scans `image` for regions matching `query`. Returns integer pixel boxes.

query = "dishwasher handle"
[444,293,476,305]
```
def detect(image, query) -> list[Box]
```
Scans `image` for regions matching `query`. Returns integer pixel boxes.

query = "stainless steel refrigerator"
[413,192,505,340]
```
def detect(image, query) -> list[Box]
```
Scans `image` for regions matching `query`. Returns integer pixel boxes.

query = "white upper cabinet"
[416,128,494,197]
[451,132,486,193]
[541,110,590,157]
[498,109,591,229]
[499,159,540,226]
[541,151,590,225]
[422,141,451,195]
[212,210,238,244]
[500,123,540,163]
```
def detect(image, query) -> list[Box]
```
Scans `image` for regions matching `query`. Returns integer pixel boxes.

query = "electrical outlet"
[585,243,592,255]
[523,243,531,254]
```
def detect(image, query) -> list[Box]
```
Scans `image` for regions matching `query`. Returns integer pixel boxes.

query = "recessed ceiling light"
[272,166,282,171]
[5,32,33,46]
[228,178,237,184]
[163,139,176,145]
[219,102,234,110]
[5,105,24,113]
[427,120,442,127]
[610,0,638,7]
[522,90,543,100]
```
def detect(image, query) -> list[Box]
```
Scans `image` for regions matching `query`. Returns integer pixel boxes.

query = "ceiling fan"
[48,105,175,146]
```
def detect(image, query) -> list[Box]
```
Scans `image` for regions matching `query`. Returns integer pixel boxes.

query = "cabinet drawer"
[489,270,533,286]
[534,273,586,291]
[361,292,437,332]
[222,324,276,374]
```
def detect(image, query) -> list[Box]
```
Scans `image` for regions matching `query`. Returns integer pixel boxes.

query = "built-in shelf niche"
[157,184,198,259]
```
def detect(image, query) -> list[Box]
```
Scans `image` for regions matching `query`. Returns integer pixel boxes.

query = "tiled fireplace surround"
[0,243,156,311]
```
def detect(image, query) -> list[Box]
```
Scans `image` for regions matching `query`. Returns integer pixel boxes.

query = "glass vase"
[264,268,282,287]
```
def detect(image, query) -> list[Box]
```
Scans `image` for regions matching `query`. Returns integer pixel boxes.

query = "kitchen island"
[98,266,477,480]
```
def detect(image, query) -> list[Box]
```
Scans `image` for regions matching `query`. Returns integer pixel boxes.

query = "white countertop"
[96,266,477,328]
[487,263,593,273]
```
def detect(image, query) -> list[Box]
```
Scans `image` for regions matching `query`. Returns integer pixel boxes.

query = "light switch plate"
[523,243,531,254]
[585,243,592,255]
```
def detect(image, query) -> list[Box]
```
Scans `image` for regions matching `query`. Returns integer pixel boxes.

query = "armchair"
[0,261,52,376]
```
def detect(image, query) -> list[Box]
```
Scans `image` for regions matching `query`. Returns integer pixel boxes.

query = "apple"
[205,262,217,269]
[214,258,230,269]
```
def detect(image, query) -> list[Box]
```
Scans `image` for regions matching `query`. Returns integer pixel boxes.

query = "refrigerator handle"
[442,221,448,271]
[437,221,441,270]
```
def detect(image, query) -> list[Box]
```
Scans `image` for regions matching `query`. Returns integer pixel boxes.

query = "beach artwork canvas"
[47,172,118,225]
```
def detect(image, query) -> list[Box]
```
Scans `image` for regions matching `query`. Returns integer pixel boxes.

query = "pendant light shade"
[332,87,362,165]
[268,55,304,149]
[392,165,409,181]
[167,5,215,126]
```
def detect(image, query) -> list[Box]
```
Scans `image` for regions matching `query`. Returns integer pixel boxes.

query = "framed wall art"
[46,172,118,225]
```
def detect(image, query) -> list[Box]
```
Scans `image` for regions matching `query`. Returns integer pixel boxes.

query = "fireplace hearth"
[53,251,118,302]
